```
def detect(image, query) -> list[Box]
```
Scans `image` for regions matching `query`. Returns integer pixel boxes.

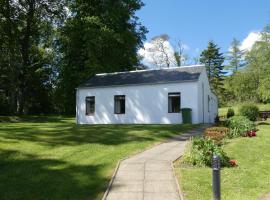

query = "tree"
[0,0,66,114]
[245,25,270,102]
[173,40,189,66]
[200,41,225,96]
[140,34,175,68]
[58,0,147,114]
[223,71,259,103]
[139,35,190,68]
[227,38,245,72]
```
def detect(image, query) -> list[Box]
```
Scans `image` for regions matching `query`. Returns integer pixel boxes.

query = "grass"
[0,116,197,200]
[174,120,270,200]
[219,103,270,117]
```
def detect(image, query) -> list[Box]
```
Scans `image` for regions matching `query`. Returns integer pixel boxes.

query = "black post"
[212,155,221,200]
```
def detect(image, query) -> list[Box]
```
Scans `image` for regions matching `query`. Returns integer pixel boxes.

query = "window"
[114,95,125,114]
[168,93,181,113]
[86,96,95,115]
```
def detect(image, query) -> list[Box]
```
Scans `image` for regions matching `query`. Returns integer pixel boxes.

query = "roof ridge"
[96,65,204,76]
[78,65,205,88]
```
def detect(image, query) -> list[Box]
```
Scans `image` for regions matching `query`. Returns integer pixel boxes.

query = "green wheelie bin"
[181,108,192,124]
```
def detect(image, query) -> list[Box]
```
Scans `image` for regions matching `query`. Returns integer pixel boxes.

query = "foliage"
[226,38,245,72]
[258,72,270,103]
[223,71,259,103]
[0,0,147,115]
[204,127,229,144]
[214,115,220,124]
[182,137,230,167]
[0,0,66,114]
[57,0,147,114]
[176,122,270,200]
[226,107,235,118]
[226,116,255,138]
[239,104,259,121]
[200,41,225,101]
[222,25,270,105]
[245,25,270,103]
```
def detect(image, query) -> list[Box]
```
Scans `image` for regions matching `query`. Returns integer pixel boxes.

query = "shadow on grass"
[257,121,270,126]
[0,117,197,199]
[0,123,194,147]
[0,149,108,200]
[0,115,73,123]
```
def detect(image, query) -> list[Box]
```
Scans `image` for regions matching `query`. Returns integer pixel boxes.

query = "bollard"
[212,155,221,200]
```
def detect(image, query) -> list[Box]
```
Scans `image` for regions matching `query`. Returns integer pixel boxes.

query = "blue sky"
[137,0,270,58]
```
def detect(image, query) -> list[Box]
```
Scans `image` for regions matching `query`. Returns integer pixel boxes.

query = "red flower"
[246,130,257,137]
[229,159,237,167]
[251,131,256,137]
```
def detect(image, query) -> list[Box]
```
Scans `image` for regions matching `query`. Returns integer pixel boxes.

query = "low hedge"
[239,104,259,121]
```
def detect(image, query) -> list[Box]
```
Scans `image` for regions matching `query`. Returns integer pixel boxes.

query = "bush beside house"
[182,113,256,168]
[239,104,259,121]
[226,107,235,118]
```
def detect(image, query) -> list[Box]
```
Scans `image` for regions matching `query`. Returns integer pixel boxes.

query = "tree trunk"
[18,0,35,114]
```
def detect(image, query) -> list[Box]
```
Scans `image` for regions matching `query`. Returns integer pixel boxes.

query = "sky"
[136,0,270,61]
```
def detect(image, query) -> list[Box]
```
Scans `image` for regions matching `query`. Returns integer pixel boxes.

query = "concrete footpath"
[103,126,208,200]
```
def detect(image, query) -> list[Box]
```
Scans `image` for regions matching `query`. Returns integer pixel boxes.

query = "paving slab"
[103,126,209,200]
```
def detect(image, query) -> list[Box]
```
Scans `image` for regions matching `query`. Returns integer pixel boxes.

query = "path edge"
[101,141,166,200]
[102,125,208,200]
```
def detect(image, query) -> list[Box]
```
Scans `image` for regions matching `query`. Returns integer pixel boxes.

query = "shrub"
[226,107,235,118]
[182,137,230,167]
[226,116,255,138]
[204,127,229,144]
[214,115,220,124]
[239,104,259,121]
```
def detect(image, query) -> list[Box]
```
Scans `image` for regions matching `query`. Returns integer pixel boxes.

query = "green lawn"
[175,120,270,200]
[219,103,270,117]
[0,116,197,200]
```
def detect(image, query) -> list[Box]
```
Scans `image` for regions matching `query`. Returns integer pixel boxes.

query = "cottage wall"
[76,82,200,124]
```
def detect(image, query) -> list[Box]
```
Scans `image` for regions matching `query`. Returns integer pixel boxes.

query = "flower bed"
[182,137,230,167]
[204,126,229,144]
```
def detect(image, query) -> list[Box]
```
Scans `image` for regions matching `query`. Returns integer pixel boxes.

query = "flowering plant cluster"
[245,130,257,137]
[229,159,237,167]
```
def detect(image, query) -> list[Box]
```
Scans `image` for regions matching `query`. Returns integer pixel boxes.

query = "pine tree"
[200,41,225,95]
[227,38,245,72]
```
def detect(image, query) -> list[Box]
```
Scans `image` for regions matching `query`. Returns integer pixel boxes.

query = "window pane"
[86,96,95,115]
[114,95,125,114]
[168,93,180,113]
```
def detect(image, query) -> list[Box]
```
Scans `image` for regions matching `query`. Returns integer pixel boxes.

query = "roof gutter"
[77,79,199,89]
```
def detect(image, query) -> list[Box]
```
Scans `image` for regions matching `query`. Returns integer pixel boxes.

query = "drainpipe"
[202,83,205,123]
[76,88,78,124]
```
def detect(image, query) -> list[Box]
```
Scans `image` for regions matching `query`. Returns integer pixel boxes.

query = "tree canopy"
[0,0,147,115]
[199,41,225,99]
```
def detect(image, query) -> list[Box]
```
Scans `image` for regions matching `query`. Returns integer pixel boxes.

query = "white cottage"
[76,65,218,124]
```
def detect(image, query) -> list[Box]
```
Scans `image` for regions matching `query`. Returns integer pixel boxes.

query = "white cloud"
[240,31,261,51]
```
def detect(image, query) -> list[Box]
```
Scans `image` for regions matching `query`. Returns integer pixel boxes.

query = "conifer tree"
[227,38,245,72]
[200,41,225,96]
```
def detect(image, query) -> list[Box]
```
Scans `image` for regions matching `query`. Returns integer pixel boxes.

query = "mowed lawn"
[219,103,270,117]
[175,121,270,200]
[0,116,197,200]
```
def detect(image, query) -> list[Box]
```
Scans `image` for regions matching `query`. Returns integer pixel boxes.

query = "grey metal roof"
[78,65,205,88]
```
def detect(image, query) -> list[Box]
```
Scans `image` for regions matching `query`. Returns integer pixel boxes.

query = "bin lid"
[181,108,192,111]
